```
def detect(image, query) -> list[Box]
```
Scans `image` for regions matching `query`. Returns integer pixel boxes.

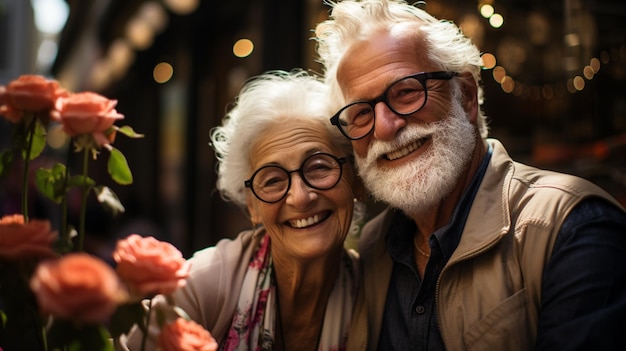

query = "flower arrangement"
[0,75,217,351]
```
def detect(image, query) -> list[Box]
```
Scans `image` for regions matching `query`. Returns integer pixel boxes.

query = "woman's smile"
[286,210,332,229]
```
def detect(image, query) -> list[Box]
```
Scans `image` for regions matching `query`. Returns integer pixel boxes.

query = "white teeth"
[386,138,425,160]
[290,214,321,228]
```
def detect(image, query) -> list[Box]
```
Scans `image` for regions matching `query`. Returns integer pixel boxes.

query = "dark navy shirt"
[377,147,626,350]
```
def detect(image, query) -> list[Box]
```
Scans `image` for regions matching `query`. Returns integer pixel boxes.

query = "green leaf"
[22,118,47,161]
[46,319,78,349]
[75,324,114,351]
[94,185,125,216]
[108,302,146,338]
[0,309,7,327]
[34,163,67,203]
[115,125,144,139]
[67,174,97,190]
[107,147,133,185]
[47,319,113,351]
[0,150,14,178]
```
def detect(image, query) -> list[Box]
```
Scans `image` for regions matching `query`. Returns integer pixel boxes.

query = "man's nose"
[373,102,407,141]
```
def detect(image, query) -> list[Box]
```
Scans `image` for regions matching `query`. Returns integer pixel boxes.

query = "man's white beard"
[355,88,477,218]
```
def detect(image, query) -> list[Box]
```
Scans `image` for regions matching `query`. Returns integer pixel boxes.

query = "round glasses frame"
[330,71,458,140]
[244,152,347,203]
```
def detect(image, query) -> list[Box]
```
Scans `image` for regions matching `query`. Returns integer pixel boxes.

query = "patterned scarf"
[220,234,356,351]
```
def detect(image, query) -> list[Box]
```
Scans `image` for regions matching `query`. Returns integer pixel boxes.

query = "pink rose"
[0,75,68,123]
[51,92,124,146]
[113,234,191,298]
[158,318,218,351]
[0,214,58,260]
[30,253,128,324]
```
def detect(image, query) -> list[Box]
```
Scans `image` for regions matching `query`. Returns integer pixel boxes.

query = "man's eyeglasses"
[330,71,458,140]
[244,152,346,203]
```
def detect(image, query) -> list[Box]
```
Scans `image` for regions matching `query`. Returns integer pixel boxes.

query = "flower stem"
[40,322,48,351]
[77,147,89,251]
[141,298,154,351]
[60,144,72,245]
[21,114,36,222]
[16,262,48,351]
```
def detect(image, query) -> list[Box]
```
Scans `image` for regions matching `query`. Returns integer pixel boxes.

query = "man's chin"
[361,160,455,216]
[362,170,418,207]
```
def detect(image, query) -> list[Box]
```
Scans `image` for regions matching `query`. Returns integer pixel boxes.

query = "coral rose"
[51,91,124,147]
[0,75,68,123]
[30,253,128,324]
[0,214,58,260]
[158,318,218,351]
[113,234,191,298]
[0,85,6,113]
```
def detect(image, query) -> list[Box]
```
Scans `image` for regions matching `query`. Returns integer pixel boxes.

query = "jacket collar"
[449,139,513,263]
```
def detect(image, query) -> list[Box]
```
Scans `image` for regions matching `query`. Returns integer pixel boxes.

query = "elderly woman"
[122,70,365,351]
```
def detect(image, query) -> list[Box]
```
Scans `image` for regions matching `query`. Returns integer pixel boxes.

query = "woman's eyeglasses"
[244,152,346,203]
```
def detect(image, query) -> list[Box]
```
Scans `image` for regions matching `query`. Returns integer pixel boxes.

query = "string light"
[477,1,617,100]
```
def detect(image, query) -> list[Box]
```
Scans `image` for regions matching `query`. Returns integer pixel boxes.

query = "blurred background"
[1,0,625,259]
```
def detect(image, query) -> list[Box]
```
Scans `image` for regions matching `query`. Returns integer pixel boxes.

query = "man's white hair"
[315,0,489,138]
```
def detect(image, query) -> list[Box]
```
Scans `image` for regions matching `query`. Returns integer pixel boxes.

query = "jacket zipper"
[435,234,503,350]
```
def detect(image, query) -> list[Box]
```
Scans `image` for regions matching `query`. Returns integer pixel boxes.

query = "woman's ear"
[246,194,261,225]
[345,155,367,201]
[353,173,367,202]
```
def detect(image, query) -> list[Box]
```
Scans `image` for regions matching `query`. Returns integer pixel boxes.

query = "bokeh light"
[590,57,601,73]
[154,62,174,83]
[489,13,504,28]
[479,4,494,18]
[573,76,585,91]
[163,0,198,15]
[492,66,506,83]
[481,53,496,69]
[233,39,254,58]
[500,76,515,93]
[583,66,595,80]
[32,0,69,34]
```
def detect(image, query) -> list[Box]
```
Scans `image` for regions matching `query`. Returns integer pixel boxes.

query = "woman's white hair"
[209,69,352,207]
[315,0,489,138]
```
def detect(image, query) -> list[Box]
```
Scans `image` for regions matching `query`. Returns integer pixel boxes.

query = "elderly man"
[315,1,626,350]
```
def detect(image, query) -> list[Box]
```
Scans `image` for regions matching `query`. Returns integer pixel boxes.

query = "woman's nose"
[285,173,317,207]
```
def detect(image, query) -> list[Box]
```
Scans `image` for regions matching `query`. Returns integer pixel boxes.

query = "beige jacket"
[345,139,623,351]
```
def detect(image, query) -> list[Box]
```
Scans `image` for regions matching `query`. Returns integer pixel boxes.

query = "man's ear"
[458,72,479,124]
